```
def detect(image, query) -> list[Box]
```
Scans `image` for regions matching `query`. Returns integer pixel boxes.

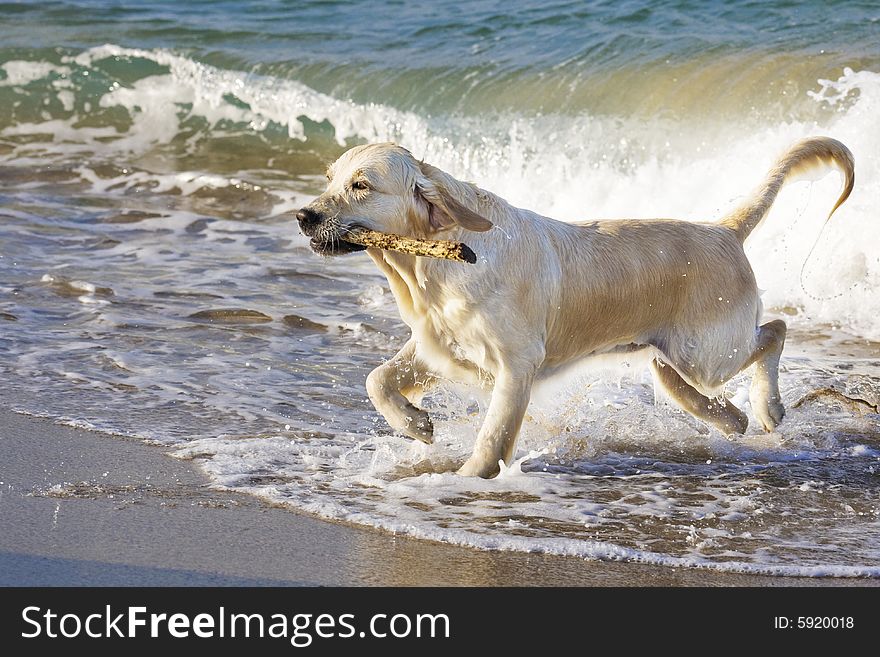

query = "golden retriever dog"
[296,137,854,477]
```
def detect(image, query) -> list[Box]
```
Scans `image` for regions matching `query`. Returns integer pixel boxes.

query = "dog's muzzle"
[295,207,367,256]
[295,207,323,236]
[307,237,367,256]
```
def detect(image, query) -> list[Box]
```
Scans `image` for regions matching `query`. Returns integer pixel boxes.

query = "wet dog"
[297,138,853,477]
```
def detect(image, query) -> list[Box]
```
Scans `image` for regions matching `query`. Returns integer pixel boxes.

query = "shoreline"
[1,408,876,587]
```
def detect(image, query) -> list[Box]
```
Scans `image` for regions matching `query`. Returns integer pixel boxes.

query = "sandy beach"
[1,407,876,587]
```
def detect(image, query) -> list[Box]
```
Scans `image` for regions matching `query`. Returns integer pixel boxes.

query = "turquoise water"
[1,1,879,575]
[3,1,879,116]
[4,1,880,128]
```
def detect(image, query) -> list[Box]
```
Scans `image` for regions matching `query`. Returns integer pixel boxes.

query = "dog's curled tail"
[719,136,854,242]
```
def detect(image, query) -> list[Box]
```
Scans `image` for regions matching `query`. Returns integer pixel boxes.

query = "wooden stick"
[344,227,477,264]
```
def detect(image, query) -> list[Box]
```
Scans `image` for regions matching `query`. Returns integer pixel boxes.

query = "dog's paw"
[756,400,785,433]
[457,456,500,478]
[400,404,434,444]
[750,380,785,432]
[725,405,749,435]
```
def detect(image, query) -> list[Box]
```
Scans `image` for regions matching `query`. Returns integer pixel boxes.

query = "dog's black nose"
[296,207,323,234]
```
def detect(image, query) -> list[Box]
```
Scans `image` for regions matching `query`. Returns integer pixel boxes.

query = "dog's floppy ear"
[415,161,493,232]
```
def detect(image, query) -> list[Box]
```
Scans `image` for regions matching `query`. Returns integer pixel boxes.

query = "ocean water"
[1,1,879,576]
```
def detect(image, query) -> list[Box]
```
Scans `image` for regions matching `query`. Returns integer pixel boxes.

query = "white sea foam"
[179,421,880,577]
[165,348,880,577]
[0,60,70,87]
[68,43,427,145]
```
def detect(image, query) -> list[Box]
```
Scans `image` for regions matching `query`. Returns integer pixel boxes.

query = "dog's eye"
[351,180,369,191]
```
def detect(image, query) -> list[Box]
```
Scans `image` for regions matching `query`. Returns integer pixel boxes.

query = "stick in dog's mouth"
[342,226,477,264]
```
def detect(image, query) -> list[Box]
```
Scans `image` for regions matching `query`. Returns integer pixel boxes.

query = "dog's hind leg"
[366,339,436,444]
[651,359,748,435]
[742,319,787,432]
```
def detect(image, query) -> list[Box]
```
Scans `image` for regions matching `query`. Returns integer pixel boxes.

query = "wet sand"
[0,407,876,587]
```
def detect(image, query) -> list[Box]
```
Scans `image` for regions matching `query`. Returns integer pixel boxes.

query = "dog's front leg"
[457,363,537,478]
[366,339,435,444]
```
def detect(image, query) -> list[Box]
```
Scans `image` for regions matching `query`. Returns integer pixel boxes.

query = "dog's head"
[296,143,493,256]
